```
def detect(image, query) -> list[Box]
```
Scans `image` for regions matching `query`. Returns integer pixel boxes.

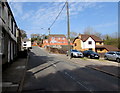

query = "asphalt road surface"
[22,46,119,92]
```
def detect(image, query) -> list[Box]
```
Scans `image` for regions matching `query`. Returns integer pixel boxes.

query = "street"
[22,46,119,92]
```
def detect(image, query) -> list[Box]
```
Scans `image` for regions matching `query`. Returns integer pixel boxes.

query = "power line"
[48,2,67,29]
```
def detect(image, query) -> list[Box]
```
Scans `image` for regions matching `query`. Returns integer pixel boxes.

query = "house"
[0,1,19,64]
[73,34,119,53]
[42,34,72,48]
[31,34,40,38]
[16,29,22,52]
[22,38,32,50]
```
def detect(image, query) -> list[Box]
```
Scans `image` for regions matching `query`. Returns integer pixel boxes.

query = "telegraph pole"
[66,1,71,58]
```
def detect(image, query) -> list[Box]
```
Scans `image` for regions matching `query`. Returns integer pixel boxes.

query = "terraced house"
[0,0,20,64]
[73,34,119,53]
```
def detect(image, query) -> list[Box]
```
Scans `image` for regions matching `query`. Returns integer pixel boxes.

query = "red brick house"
[42,34,72,48]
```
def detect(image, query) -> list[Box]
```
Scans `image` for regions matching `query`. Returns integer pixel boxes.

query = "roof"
[79,34,103,42]
[96,45,120,51]
[22,38,31,42]
[31,34,39,36]
[49,34,66,37]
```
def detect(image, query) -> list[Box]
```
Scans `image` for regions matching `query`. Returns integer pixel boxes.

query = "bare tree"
[20,30,27,39]
[70,31,78,38]
[83,26,102,38]
[83,27,95,35]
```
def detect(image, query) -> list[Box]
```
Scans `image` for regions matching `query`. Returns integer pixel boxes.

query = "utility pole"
[66,1,71,58]
[48,28,50,53]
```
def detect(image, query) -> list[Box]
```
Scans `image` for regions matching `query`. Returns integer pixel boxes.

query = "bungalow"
[73,34,119,53]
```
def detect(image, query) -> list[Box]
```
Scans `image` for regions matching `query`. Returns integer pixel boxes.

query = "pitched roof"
[96,45,120,51]
[104,45,120,51]
[49,34,66,37]
[79,34,103,42]
[22,38,31,42]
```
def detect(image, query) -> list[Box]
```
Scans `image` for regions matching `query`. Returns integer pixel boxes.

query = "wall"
[96,48,108,53]
[73,38,81,51]
[22,41,31,49]
[42,36,73,48]
[1,2,18,64]
[83,37,95,50]
[96,42,104,45]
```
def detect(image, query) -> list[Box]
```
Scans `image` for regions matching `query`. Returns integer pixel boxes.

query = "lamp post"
[48,28,51,53]
[41,28,51,53]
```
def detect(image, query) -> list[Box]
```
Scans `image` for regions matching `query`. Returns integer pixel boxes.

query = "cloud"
[94,22,117,28]
[9,2,23,17]
[9,2,102,37]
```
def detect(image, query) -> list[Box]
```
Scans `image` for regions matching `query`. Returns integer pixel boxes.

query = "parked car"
[66,49,83,58]
[104,51,120,62]
[83,50,100,59]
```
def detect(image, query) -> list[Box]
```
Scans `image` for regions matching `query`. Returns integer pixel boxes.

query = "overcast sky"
[9,2,118,38]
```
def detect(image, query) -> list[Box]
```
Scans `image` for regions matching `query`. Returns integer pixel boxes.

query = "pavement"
[77,59,119,78]
[2,56,28,93]
[86,61,120,78]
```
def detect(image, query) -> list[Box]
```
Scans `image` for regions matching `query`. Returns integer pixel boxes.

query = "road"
[22,46,119,92]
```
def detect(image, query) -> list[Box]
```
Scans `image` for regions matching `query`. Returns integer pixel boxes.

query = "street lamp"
[41,28,51,53]
[48,28,51,53]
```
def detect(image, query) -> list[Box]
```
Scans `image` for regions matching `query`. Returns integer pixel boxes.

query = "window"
[88,41,92,45]
[100,49,103,51]
[14,27,16,37]
[8,13,11,29]
[100,42,102,44]
[89,48,92,50]
[52,37,55,40]
[23,44,27,46]
[2,3,5,21]
[11,18,13,33]
[0,31,2,53]
[62,37,65,40]
[74,43,77,46]
[13,22,15,35]
[108,52,115,55]
[0,31,4,53]
[2,4,7,23]
[24,41,26,43]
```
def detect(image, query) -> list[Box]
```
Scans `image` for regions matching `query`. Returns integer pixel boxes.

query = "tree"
[83,26,102,38]
[83,27,95,35]
[103,34,118,48]
[20,30,27,39]
[70,31,78,38]
[69,31,78,41]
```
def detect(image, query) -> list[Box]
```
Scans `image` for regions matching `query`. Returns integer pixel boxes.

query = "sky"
[8,1,118,38]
